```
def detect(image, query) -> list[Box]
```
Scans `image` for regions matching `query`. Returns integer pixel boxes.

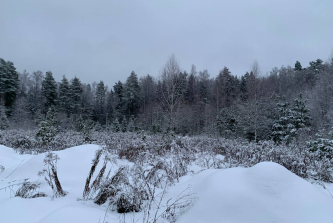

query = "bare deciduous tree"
[158,55,185,131]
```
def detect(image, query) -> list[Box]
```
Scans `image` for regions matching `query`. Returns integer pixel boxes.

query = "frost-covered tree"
[75,115,94,142]
[291,94,311,129]
[158,55,185,131]
[272,102,295,143]
[272,95,311,143]
[111,117,121,132]
[36,106,58,144]
[216,107,237,138]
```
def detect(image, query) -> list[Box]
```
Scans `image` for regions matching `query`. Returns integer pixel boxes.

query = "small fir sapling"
[36,106,58,145]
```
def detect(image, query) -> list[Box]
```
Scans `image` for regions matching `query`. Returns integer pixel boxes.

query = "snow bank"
[176,162,333,223]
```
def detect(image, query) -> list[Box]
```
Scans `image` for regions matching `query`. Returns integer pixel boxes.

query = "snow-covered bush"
[1,129,332,182]
[94,166,147,213]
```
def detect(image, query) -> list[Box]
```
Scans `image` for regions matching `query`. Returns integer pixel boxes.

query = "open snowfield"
[1,144,333,223]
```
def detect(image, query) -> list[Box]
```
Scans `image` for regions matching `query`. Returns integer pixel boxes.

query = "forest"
[1,55,333,143]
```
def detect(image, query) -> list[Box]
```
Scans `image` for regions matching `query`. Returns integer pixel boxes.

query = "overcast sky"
[1,0,333,86]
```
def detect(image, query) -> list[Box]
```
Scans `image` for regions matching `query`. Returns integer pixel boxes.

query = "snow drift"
[176,162,333,223]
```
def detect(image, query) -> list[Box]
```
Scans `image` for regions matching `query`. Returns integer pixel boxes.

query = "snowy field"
[1,144,333,223]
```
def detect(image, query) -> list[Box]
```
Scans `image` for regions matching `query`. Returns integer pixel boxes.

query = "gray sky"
[1,0,333,86]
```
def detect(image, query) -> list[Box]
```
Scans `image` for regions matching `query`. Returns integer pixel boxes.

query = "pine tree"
[105,90,114,126]
[42,71,57,113]
[70,77,82,114]
[0,59,19,115]
[58,76,71,115]
[81,84,94,119]
[94,81,106,124]
[240,72,249,101]
[216,107,237,138]
[111,117,121,132]
[291,94,311,129]
[271,96,310,143]
[123,71,141,116]
[36,106,58,144]
[75,115,94,142]
[186,73,196,105]
[113,81,124,118]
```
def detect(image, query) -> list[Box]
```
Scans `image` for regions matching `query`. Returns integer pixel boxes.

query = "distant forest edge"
[1,55,333,143]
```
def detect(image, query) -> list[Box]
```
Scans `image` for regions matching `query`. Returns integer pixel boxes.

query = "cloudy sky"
[1,0,333,86]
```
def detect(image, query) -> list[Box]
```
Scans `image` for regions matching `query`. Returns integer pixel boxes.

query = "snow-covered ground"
[1,144,333,223]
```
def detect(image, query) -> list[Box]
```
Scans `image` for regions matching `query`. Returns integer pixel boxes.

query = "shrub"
[38,152,67,198]
[15,181,47,198]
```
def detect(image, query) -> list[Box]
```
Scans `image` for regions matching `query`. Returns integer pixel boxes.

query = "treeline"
[1,55,333,143]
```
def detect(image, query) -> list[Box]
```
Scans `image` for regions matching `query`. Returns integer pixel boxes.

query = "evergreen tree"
[105,90,114,126]
[42,71,57,113]
[295,61,302,71]
[75,115,94,142]
[113,81,124,118]
[240,72,249,101]
[0,59,19,114]
[198,69,209,103]
[140,74,156,114]
[111,117,121,132]
[36,106,58,144]
[123,71,142,116]
[186,73,196,105]
[58,76,71,115]
[291,94,311,129]
[272,95,310,143]
[216,107,237,138]
[94,81,106,124]
[272,102,294,143]
[70,77,82,114]
[81,84,94,119]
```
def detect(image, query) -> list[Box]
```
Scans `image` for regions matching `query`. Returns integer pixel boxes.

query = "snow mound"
[176,162,333,223]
